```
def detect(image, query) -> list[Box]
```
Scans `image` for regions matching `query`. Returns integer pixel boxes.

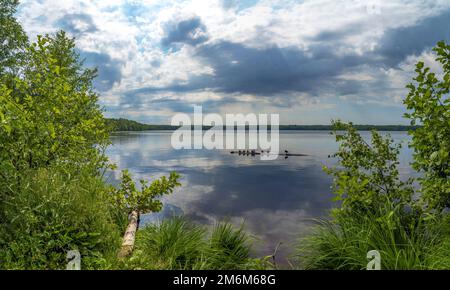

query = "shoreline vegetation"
[106,118,419,132]
[1,1,448,270]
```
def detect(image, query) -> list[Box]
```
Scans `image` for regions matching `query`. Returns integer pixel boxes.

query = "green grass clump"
[295,211,450,270]
[129,217,206,269]
[119,217,272,270]
[206,222,252,269]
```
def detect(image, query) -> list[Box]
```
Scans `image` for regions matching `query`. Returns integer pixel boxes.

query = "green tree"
[0,5,187,269]
[110,170,181,258]
[298,119,448,270]
[0,18,116,268]
[0,0,28,78]
[0,32,109,190]
[110,170,181,215]
[404,41,450,213]
[324,121,415,219]
[297,42,450,269]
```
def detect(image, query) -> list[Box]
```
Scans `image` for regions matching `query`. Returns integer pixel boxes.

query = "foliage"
[126,217,206,269]
[296,119,449,269]
[106,118,178,131]
[0,3,120,269]
[108,170,181,214]
[207,222,253,269]
[404,40,450,212]
[117,217,272,270]
[0,2,190,270]
[297,41,450,270]
[324,121,415,219]
[0,32,109,192]
[0,166,122,269]
[296,212,450,270]
[0,0,28,78]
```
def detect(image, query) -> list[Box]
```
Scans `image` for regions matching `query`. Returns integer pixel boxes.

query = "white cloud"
[16,0,450,124]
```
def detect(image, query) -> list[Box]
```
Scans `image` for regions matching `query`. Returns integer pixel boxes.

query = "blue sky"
[17,0,450,124]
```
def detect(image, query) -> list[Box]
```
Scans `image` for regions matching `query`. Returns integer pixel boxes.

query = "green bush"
[295,123,449,270]
[296,210,450,270]
[296,41,450,270]
[0,166,122,269]
[0,1,124,269]
[404,41,450,212]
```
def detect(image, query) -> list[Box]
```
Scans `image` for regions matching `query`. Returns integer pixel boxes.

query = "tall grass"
[295,210,450,270]
[128,217,206,269]
[120,217,272,270]
[206,223,252,269]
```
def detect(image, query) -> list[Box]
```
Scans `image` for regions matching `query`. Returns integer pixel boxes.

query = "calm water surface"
[105,130,414,264]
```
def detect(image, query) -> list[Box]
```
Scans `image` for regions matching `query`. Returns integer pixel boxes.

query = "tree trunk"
[118,210,139,259]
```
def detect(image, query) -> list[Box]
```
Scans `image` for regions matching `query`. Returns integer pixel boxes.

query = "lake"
[105,130,415,265]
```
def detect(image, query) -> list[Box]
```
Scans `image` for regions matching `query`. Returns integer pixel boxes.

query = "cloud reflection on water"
[105,130,414,264]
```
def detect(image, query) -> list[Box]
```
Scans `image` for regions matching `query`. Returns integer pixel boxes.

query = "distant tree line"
[107,118,419,132]
[279,124,420,131]
[106,118,178,131]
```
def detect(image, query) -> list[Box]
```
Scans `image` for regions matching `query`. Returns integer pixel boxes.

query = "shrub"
[296,41,450,270]
[296,210,450,270]
[404,41,450,212]
[0,166,122,269]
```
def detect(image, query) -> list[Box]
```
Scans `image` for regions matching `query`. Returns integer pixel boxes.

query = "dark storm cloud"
[121,8,450,107]
[190,9,450,96]
[128,41,369,98]
[142,98,197,113]
[193,41,367,96]
[311,25,367,43]
[161,16,208,47]
[81,51,123,91]
[313,10,450,67]
[375,10,450,66]
[56,13,97,36]
[119,91,233,114]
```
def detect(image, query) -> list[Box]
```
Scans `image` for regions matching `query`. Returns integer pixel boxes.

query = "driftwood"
[230,150,307,157]
[118,210,139,259]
